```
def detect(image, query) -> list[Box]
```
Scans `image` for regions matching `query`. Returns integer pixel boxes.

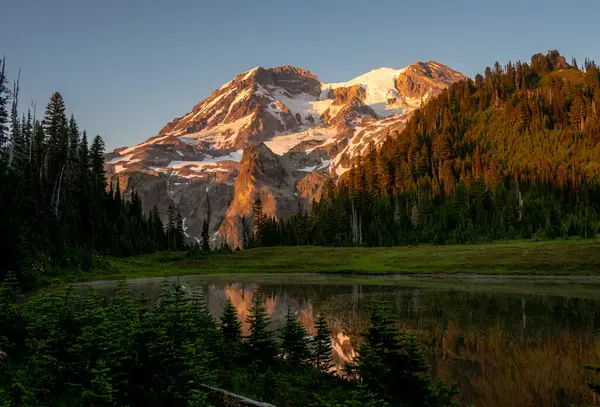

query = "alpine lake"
[70,274,600,407]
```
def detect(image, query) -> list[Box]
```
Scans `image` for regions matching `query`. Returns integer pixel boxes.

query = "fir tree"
[220,298,242,363]
[201,219,210,251]
[89,135,106,193]
[313,314,333,373]
[220,299,242,346]
[166,203,176,250]
[42,92,68,183]
[252,197,266,246]
[0,57,9,151]
[81,359,115,405]
[175,211,185,250]
[245,292,278,366]
[280,307,310,365]
[353,304,432,405]
[8,70,20,167]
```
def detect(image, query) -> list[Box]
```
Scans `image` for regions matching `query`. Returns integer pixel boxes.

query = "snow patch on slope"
[298,157,331,172]
[108,154,135,164]
[203,150,243,163]
[182,217,190,238]
[167,162,228,173]
[111,154,142,173]
[269,87,333,122]
[119,135,170,155]
[177,115,255,149]
[264,127,338,155]
[323,67,406,118]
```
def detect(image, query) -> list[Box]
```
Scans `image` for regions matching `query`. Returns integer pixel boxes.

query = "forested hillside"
[254,51,600,247]
[0,60,188,287]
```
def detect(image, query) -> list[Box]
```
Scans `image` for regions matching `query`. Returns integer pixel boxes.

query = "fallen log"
[196,384,277,407]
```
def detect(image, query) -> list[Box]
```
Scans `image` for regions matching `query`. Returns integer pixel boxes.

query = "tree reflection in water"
[208,283,600,407]
[79,278,600,406]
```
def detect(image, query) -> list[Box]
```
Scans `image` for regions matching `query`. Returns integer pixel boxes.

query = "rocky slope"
[106,61,466,247]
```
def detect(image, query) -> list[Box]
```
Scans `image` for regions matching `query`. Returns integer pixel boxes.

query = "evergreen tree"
[220,299,242,362]
[220,299,242,346]
[175,211,185,250]
[252,197,266,246]
[245,292,278,366]
[89,135,106,193]
[353,304,434,405]
[0,58,8,151]
[201,219,210,251]
[42,92,69,192]
[8,71,20,167]
[280,307,310,365]
[166,203,176,250]
[150,205,166,250]
[313,314,333,373]
[81,359,115,406]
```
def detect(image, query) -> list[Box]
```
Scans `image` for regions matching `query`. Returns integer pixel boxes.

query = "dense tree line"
[0,60,192,287]
[0,276,459,407]
[252,51,600,247]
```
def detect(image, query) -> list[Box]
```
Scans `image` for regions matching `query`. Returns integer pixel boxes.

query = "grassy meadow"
[66,238,600,283]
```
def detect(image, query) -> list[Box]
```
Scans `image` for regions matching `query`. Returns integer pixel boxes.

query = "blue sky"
[2,0,599,150]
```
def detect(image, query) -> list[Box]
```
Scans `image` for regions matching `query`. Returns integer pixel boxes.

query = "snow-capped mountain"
[106,61,466,247]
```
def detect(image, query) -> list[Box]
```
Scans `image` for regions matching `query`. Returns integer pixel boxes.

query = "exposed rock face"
[264,65,321,96]
[106,61,465,247]
[216,143,309,248]
[328,85,366,104]
[396,61,466,100]
[322,97,378,128]
[296,171,331,211]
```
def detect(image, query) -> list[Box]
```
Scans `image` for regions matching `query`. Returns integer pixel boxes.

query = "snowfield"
[265,127,337,155]
[323,67,407,118]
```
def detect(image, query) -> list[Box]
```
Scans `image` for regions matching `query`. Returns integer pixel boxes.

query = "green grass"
[72,238,600,282]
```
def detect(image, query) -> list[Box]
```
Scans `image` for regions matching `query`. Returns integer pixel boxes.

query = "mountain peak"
[230,65,319,86]
[106,59,466,247]
[267,65,318,80]
[238,66,261,80]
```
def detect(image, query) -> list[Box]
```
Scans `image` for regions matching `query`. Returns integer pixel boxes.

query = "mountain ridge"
[105,60,467,247]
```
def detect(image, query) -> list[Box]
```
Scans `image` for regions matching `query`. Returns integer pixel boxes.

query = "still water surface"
[75,274,600,407]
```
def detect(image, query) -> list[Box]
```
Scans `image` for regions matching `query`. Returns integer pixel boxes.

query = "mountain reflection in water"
[76,277,600,407]
[210,283,358,370]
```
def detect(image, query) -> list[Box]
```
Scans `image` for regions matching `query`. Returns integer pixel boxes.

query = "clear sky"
[2,0,599,150]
